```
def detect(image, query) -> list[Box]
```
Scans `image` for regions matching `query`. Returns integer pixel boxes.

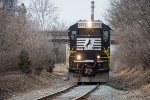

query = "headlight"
[77,55,81,60]
[97,55,100,59]
[87,21,92,28]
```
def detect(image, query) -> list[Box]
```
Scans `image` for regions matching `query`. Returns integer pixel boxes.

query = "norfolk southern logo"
[85,39,92,48]
[77,38,101,50]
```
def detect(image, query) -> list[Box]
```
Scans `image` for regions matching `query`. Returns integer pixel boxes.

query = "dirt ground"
[0,64,71,100]
[107,67,150,98]
[0,64,150,100]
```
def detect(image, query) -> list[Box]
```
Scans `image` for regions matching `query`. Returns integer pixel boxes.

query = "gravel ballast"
[88,85,150,100]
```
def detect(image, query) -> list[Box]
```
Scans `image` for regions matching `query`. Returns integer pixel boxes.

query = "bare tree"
[0,1,60,74]
[0,15,52,72]
[29,0,58,31]
[106,0,150,70]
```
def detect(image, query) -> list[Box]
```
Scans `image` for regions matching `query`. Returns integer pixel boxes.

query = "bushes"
[18,50,31,74]
[18,50,55,74]
[33,67,44,75]
[0,12,56,74]
[107,0,150,70]
[0,8,63,73]
[47,60,55,73]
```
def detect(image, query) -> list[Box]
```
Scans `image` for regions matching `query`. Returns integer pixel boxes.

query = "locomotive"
[66,1,111,82]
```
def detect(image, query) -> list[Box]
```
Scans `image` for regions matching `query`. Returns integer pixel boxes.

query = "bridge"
[44,31,117,44]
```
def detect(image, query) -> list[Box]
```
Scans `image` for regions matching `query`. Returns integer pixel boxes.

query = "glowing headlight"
[87,21,92,28]
[97,55,100,59]
[77,55,81,60]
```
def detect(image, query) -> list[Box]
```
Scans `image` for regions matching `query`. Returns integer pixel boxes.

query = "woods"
[1,0,150,73]
[29,0,58,31]
[0,0,67,74]
[107,0,150,70]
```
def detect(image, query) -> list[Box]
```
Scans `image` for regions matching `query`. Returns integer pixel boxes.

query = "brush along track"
[39,84,99,100]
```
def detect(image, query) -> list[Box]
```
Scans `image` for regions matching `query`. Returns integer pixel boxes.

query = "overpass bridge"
[45,31,117,44]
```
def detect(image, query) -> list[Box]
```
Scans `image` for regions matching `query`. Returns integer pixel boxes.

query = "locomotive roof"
[68,21,111,31]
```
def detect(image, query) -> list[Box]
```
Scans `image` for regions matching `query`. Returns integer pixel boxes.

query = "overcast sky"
[18,0,110,26]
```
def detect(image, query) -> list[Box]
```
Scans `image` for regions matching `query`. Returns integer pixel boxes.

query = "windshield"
[78,28,101,36]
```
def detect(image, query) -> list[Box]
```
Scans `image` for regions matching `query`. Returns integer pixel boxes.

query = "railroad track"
[38,82,77,100]
[38,84,99,100]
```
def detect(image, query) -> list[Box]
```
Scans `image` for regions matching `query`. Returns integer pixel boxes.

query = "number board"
[78,21,102,28]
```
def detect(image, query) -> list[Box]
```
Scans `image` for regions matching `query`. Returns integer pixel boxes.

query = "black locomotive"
[66,1,111,82]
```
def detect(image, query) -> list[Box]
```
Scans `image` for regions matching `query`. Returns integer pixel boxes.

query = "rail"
[38,82,77,100]
[74,84,99,100]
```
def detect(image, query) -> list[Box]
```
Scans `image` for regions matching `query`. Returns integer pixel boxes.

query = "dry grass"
[53,64,68,76]
[109,67,150,92]
[137,84,150,97]
[0,64,68,99]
